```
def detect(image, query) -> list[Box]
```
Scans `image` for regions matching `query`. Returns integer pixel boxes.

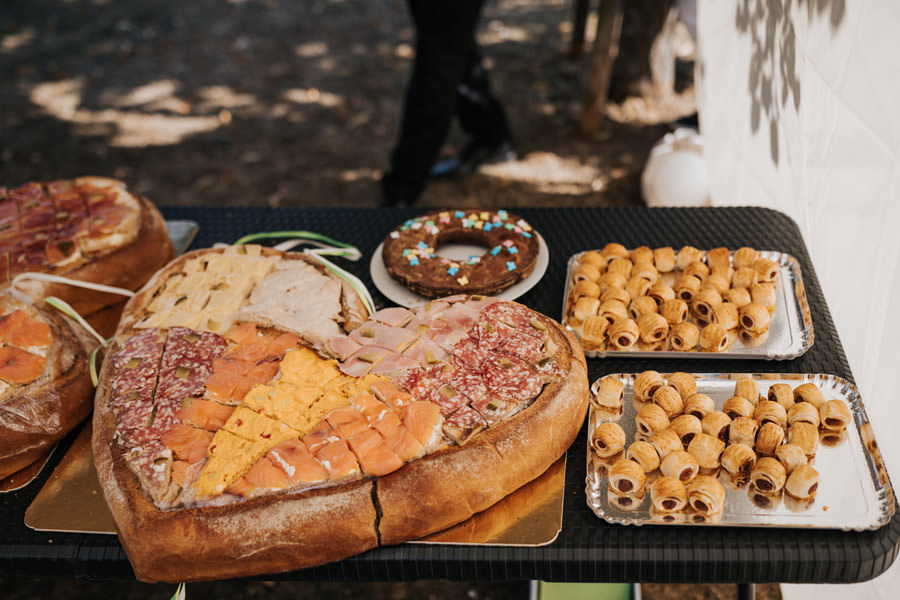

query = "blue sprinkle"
[410,257,419,266]
[498,210,508,219]
[506,261,516,271]
[522,231,533,238]
[483,223,492,231]
[504,223,514,230]
[508,246,518,254]
[417,241,428,249]
[448,266,459,276]
[455,211,465,218]
[490,246,502,255]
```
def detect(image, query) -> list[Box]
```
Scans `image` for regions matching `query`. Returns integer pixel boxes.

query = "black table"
[1,206,897,583]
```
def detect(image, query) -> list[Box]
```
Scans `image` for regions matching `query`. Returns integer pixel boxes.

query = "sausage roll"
[687,475,726,515]
[609,457,647,494]
[692,288,722,320]
[573,279,601,299]
[668,321,700,351]
[601,285,632,305]
[648,280,676,306]
[676,245,704,270]
[734,377,760,405]
[821,429,848,447]
[767,383,795,411]
[683,261,710,282]
[630,245,654,265]
[701,410,733,443]
[573,263,602,284]
[650,476,688,512]
[653,246,676,273]
[635,403,670,436]
[704,272,731,296]
[592,376,625,410]
[607,257,633,280]
[733,246,760,269]
[786,401,820,427]
[738,302,770,332]
[721,442,757,478]
[711,302,739,330]
[793,383,825,409]
[633,370,665,402]
[667,371,697,399]
[580,250,607,270]
[752,257,780,283]
[652,385,684,418]
[599,299,629,325]
[699,323,730,352]
[626,440,661,473]
[739,328,769,347]
[580,315,609,350]
[722,287,752,307]
[661,449,700,483]
[683,393,715,419]
[670,414,702,446]
[572,296,600,323]
[750,282,777,307]
[819,399,852,431]
[706,247,731,273]
[687,433,726,469]
[608,317,639,348]
[750,456,787,493]
[728,416,759,447]
[787,422,819,457]
[722,395,755,419]
[732,266,759,289]
[660,298,689,325]
[673,274,702,303]
[775,443,807,475]
[592,422,627,458]
[637,312,669,344]
[754,422,785,456]
[785,464,820,499]
[753,400,788,428]
[601,242,629,259]
[632,262,659,284]
[648,428,684,460]
[598,271,628,292]
[629,295,659,321]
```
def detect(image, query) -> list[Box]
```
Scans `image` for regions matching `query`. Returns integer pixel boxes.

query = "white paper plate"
[370,234,549,308]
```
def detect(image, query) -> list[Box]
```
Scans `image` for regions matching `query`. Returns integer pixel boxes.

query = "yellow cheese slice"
[194,430,271,498]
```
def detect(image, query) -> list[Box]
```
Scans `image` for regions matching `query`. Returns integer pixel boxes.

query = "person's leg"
[381,0,485,206]
[456,42,512,147]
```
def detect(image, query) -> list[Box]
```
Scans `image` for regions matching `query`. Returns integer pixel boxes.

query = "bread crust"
[0,303,96,480]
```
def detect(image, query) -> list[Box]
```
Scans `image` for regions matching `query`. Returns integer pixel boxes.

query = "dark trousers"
[382,0,511,205]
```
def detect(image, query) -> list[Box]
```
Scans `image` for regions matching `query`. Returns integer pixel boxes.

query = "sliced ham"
[370,352,421,375]
[371,306,413,327]
[327,335,362,361]
[438,302,482,330]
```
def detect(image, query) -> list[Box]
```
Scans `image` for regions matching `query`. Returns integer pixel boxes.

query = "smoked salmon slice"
[175,398,235,431]
[0,346,46,384]
[268,438,329,484]
[223,322,260,346]
[400,401,443,451]
[0,309,51,348]
[301,420,336,453]
[350,392,389,423]
[374,413,424,462]
[369,379,413,409]
[313,439,360,478]
[326,406,370,439]
[241,454,293,492]
[161,424,214,464]
[346,428,404,476]
[0,310,28,342]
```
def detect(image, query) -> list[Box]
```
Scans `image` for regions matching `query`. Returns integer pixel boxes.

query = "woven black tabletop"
[0,206,896,583]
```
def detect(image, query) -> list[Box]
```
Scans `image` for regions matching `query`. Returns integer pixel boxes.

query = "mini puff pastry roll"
[728,416,759,447]
[687,433,726,469]
[652,385,684,418]
[785,464,820,499]
[633,370,665,402]
[734,377,760,405]
[592,422,627,458]
[648,428,683,460]
[573,279,601,299]
[648,281,676,306]
[629,295,659,321]
[653,246,676,273]
[691,288,722,320]
[601,285,631,305]
[670,414,702,446]
[599,299,629,325]
[626,440,661,473]
[650,476,688,512]
[750,282,777,307]
[775,443,807,475]
[630,245,654,265]
[793,383,826,409]
[751,456,787,493]
[705,247,731,273]
[608,490,644,511]
[752,257,780,283]
[753,400,788,428]
[732,266,759,289]
[699,323,729,352]
[721,442,757,478]
[676,245,704,270]
[668,321,700,351]
[660,298,689,325]
[722,395,755,419]
[673,274,702,303]
[667,371,697,399]
[733,246,760,269]
[683,260,710,282]
[609,457,647,494]
[635,403,670,435]
[786,401,820,427]
[573,263,602,284]
[632,262,659,283]
[704,272,731,296]
[767,383,795,410]
[625,276,651,300]
[722,287,752,307]
[738,302,770,332]
[687,475,726,514]
[608,317,639,348]
[606,257,634,279]
[660,450,700,483]
[572,296,600,323]
[711,302,739,330]
[754,422,785,456]
[598,271,627,292]
[701,410,732,443]
[580,315,609,350]
[787,422,819,457]
[580,250,607,270]
[819,399,852,431]
[637,312,669,344]
[592,375,625,409]
[601,242,629,259]
[683,393,715,419]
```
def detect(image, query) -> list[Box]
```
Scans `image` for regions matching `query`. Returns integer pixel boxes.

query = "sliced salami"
[156,328,225,404]
[451,335,491,372]
[482,352,544,404]
[468,393,508,426]
[442,405,487,445]
[495,327,547,366]
[480,301,539,335]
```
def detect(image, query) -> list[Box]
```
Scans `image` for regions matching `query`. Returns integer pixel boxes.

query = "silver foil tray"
[585,373,895,530]
[562,250,814,360]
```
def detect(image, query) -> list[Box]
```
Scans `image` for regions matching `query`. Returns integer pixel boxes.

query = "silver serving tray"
[562,250,814,360]
[585,373,896,530]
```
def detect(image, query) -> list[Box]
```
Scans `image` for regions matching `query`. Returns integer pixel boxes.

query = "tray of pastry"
[561,245,814,359]
[585,371,895,530]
